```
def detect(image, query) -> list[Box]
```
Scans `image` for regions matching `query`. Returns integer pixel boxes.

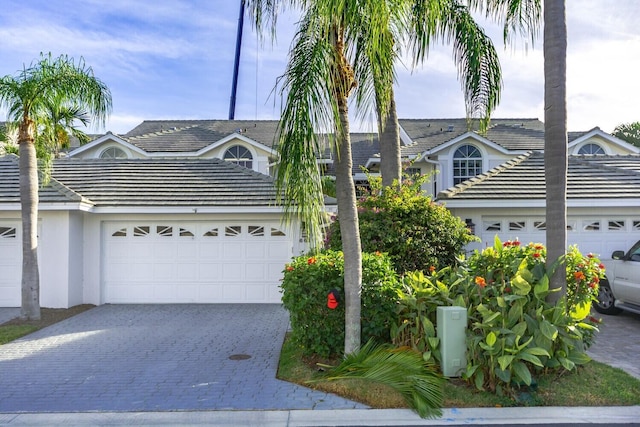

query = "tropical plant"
[612,121,640,147]
[0,53,111,319]
[457,238,602,395]
[327,174,476,273]
[281,250,400,358]
[314,339,444,418]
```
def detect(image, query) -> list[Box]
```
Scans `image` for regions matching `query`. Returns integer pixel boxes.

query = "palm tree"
[543,0,567,302]
[472,0,567,300]
[247,0,397,354]
[0,53,111,320]
[379,0,503,186]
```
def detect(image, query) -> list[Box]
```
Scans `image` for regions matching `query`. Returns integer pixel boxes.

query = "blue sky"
[0,1,638,134]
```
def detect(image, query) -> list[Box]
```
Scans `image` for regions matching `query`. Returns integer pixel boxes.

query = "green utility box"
[437,306,467,377]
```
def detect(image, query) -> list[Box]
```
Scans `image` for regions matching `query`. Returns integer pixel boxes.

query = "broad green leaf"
[526,347,551,357]
[512,321,527,337]
[511,274,532,295]
[427,337,440,349]
[540,320,558,340]
[497,296,506,308]
[559,357,576,371]
[518,352,543,367]
[534,278,549,299]
[498,355,514,371]
[570,301,591,321]
[486,331,497,347]
[508,302,523,325]
[512,361,532,385]
[568,351,592,365]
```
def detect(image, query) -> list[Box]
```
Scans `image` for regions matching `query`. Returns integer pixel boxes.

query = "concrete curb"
[1,407,640,426]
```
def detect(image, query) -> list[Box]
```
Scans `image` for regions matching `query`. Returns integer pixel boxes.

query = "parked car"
[595,241,640,315]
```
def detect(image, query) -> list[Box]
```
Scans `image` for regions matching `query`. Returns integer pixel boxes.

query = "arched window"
[224,145,253,168]
[453,145,482,185]
[578,143,605,155]
[100,146,127,159]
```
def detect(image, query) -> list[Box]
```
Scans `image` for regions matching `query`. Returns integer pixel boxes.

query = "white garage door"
[0,222,20,307]
[480,216,640,260]
[103,221,293,303]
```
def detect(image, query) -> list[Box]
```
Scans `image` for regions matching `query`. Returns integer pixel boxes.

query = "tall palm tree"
[543,0,567,302]
[248,0,397,354]
[0,53,111,320]
[379,0,503,186]
[471,0,567,300]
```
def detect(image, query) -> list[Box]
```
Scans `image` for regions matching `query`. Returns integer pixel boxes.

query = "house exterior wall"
[38,211,73,308]
[446,206,640,262]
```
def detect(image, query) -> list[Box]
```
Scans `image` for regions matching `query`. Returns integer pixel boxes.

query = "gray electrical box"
[437,306,467,377]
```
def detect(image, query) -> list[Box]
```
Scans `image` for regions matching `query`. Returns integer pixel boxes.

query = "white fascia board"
[399,126,413,146]
[437,199,547,209]
[91,206,287,215]
[196,133,277,157]
[0,202,94,212]
[68,133,147,158]
[438,198,640,209]
[364,157,380,168]
[426,132,512,156]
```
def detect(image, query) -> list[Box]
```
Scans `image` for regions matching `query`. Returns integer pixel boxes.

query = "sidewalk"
[2,406,640,426]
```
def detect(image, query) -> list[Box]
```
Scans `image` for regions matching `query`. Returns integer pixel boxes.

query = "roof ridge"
[438,151,534,199]
[127,124,198,140]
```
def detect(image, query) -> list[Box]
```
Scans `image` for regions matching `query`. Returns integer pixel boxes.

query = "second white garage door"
[102,221,293,303]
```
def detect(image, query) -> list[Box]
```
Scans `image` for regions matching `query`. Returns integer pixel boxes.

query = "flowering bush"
[448,237,604,395]
[281,250,400,357]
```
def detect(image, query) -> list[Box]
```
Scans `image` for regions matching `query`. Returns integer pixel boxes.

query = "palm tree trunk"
[379,91,402,187]
[544,0,567,304]
[18,119,41,320]
[336,96,362,355]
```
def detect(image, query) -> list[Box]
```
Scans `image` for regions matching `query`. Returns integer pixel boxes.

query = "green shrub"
[455,238,605,395]
[281,250,400,358]
[326,175,476,274]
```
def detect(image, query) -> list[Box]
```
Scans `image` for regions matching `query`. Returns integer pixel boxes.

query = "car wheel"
[594,279,623,315]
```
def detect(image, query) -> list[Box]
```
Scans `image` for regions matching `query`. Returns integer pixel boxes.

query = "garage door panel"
[103,221,293,303]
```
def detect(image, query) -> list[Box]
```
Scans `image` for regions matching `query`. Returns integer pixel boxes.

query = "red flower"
[533,253,541,258]
[375,251,382,256]
[598,263,606,270]
[573,271,586,281]
[307,257,317,265]
[587,253,594,258]
[475,276,487,288]
[286,266,294,272]
[429,265,436,273]
[505,287,511,293]
[534,244,544,250]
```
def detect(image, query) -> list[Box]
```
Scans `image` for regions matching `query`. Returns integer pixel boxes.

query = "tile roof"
[399,118,551,155]
[50,158,280,207]
[438,152,640,201]
[122,120,280,152]
[0,155,90,205]
[0,155,283,209]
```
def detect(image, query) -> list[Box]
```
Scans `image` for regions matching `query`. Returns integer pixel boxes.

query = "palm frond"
[313,340,444,419]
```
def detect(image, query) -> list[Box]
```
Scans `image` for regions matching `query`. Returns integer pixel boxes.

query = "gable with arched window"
[224,145,253,169]
[99,146,128,159]
[453,144,483,185]
[578,143,605,155]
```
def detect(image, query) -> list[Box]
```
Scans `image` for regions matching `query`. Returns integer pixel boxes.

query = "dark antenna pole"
[229,0,245,120]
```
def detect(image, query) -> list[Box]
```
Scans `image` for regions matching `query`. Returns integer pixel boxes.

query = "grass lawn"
[278,334,640,408]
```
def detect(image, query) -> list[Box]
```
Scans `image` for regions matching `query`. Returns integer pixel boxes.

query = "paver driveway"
[0,304,366,412]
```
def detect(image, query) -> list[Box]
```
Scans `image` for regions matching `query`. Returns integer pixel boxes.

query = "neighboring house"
[0,118,637,308]
[438,152,640,259]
